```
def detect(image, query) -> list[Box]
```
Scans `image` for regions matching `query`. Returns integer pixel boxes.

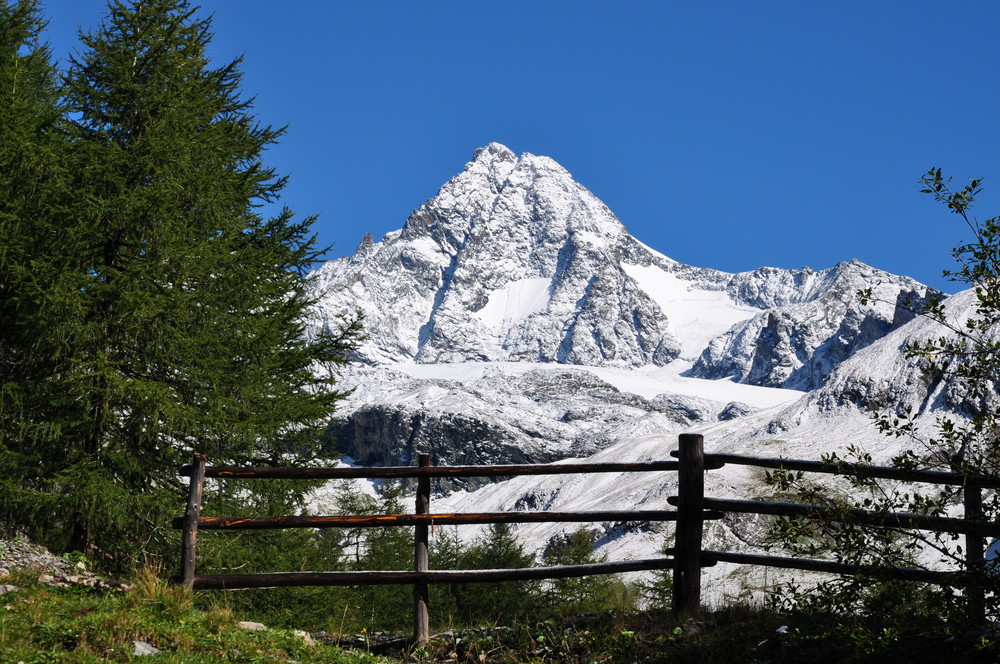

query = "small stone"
[293,630,316,646]
[38,574,68,588]
[75,561,86,570]
[133,640,160,656]
[0,585,19,595]
[681,621,702,636]
[237,621,266,631]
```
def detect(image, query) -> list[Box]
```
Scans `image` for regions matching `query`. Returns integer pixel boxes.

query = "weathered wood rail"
[174,433,1000,644]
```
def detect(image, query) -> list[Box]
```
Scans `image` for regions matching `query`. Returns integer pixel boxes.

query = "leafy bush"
[764,170,1000,642]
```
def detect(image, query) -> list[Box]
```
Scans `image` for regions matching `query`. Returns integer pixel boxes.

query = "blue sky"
[39,1,1000,293]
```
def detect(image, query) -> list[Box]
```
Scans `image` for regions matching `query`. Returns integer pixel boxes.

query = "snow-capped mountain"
[310,142,679,367]
[310,143,933,375]
[306,143,958,599]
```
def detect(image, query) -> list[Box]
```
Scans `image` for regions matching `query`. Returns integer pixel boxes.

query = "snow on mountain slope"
[621,263,759,360]
[326,359,804,494]
[474,278,551,331]
[310,143,932,382]
[422,400,816,601]
[393,361,800,409]
[400,290,974,599]
[689,261,937,390]
[617,254,934,388]
[759,287,989,439]
[310,142,679,367]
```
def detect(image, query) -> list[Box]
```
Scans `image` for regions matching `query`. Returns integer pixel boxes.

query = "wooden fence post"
[673,433,704,618]
[413,453,431,645]
[965,479,986,625]
[180,454,207,589]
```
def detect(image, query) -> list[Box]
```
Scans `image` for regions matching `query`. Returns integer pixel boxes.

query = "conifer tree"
[458,523,539,623]
[541,527,618,616]
[0,0,360,569]
[320,483,412,631]
[0,0,73,542]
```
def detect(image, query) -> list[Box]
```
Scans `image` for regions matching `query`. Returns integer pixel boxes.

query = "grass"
[4,566,1000,663]
[404,605,789,663]
[402,604,1000,663]
[0,565,391,663]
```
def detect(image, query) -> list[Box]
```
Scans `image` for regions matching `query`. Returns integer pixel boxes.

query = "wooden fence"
[174,433,1000,644]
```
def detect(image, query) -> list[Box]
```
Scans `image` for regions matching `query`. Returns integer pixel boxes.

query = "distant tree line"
[210,482,645,632]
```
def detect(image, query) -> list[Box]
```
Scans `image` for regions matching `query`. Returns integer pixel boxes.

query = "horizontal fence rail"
[173,447,695,645]
[189,558,682,591]
[177,460,719,480]
[174,433,1000,644]
[171,509,705,531]
[699,550,967,587]
[666,496,1000,538]
[705,452,1000,489]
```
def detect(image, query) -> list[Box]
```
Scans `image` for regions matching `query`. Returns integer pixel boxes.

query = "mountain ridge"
[309,143,932,375]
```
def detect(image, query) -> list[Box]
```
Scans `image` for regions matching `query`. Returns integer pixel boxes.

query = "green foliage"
[194,491,352,631]
[297,482,414,633]
[767,170,1000,631]
[407,602,872,664]
[541,527,628,616]
[638,537,674,612]
[0,0,361,572]
[7,572,995,664]
[754,607,1000,663]
[431,522,541,627]
[463,522,541,622]
[325,489,540,632]
[344,486,413,631]
[0,0,73,551]
[0,567,391,662]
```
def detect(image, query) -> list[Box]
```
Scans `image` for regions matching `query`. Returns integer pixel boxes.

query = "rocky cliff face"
[689,261,939,390]
[310,143,680,367]
[309,144,933,382]
[793,288,993,418]
[325,363,743,492]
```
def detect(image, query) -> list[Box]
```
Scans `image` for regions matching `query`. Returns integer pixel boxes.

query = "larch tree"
[0,0,361,570]
[0,0,73,545]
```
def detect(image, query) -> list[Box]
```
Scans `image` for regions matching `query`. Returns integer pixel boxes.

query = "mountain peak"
[472,142,516,165]
[314,143,684,367]
[309,143,933,377]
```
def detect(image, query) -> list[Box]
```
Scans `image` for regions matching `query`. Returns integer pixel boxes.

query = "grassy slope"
[0,567,390,663]
[5,566,1000,663]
